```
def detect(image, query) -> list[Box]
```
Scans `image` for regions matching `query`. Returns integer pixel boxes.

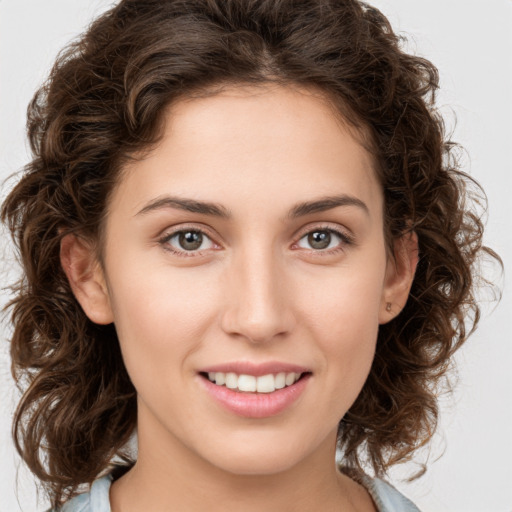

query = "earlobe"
[60,234,114,325]
[379,231,419,324]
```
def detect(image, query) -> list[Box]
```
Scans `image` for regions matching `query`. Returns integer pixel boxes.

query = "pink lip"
[199,361,310,376]
[198,369,311,419]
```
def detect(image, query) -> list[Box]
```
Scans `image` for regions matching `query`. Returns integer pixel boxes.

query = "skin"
[61,84,417,512]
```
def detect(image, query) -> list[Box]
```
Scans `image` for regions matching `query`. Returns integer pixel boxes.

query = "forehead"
[113,84,382,220]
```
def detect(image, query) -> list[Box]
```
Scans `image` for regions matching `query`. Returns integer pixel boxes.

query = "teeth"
[274,372,286,389]
[256,374,275,393]
[206,371,303,392]
[238,374,257,392]
[285,372,296,386]
[225,372,238,389]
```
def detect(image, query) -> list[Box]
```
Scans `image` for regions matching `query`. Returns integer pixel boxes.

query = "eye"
[296,228,351,252]
[161,229,216,254]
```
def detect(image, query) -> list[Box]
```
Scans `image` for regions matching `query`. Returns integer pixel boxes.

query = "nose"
[220,246,296,344]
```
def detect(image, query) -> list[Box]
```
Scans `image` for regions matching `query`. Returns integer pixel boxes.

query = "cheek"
[297,257,386,385]
[300,257,386,336]
[310,282,380,367]
[106,263,221,376]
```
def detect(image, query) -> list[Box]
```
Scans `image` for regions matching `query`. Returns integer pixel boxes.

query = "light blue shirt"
[57,472,421,511]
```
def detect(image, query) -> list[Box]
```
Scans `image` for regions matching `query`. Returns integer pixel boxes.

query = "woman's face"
[78,84,407,475]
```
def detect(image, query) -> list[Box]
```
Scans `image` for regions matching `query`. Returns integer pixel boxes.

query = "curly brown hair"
[1,0,500,507]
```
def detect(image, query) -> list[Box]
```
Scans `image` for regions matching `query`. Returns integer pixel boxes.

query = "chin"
[213,453,302,476]
[197,430,326,477]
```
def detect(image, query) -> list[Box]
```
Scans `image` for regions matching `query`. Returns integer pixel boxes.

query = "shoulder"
[340,467,422,512]
[51,468,420,512]
[48,474,113,512]
[362,476,422,512]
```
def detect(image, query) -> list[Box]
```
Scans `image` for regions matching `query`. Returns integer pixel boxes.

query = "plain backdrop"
[1,1,511,511]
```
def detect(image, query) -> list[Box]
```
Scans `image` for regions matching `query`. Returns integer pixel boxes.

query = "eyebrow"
[288,194,369,219]
[136,194,369,219]
[137,196,231,218]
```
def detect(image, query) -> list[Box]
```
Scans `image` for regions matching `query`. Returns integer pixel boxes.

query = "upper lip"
[198,361,311,377]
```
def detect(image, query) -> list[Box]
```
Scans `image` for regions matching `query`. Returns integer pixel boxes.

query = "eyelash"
[158,224,219,257]
[158,224,354,257]
[293,225,354,257]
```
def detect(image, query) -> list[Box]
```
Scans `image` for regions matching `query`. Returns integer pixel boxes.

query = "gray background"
[1,1,511,510]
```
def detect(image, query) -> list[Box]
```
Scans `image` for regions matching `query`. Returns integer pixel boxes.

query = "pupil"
[308,231,331,250]
[179,231,203,250]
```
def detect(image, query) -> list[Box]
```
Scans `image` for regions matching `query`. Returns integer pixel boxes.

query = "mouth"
[198,365,312,418]
[200,371,309,393]
[197,362,312,418]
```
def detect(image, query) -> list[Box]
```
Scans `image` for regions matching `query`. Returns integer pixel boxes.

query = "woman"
[1,0,501,510]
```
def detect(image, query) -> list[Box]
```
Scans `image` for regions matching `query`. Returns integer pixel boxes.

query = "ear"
[379,230,419,324]
[60,234,114,325]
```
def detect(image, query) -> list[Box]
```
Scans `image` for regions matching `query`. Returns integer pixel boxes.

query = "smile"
[198,365,311,418]
[205,371,303,393]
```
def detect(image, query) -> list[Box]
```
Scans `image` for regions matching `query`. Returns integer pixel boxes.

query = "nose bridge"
[221,239,294,343]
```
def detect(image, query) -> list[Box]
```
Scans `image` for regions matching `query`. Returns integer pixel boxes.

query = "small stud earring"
[386,302,392,312]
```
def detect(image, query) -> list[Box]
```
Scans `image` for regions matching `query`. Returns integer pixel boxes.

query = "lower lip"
[199,374,311,419]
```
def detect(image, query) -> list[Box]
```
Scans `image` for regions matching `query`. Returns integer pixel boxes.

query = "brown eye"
[296,228,350,252]
[178,231,203,251]
[307,231,331,250]
[163,229,215,253]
